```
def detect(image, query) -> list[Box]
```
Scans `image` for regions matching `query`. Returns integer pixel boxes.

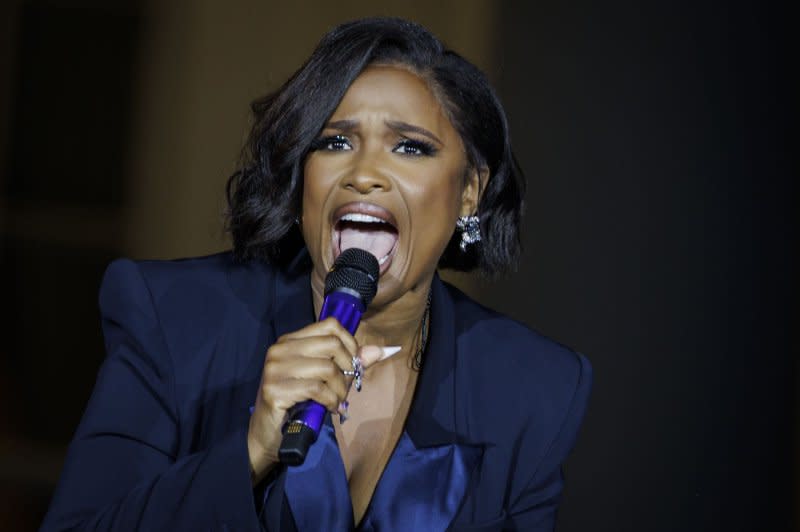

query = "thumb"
[358,345,402,368]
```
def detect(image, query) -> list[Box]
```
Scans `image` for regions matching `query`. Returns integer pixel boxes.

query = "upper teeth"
[339,213,386,224]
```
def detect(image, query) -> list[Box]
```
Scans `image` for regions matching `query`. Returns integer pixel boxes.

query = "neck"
[311,274,433,355]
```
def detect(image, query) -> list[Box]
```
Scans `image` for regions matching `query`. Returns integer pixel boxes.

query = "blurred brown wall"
[123,0,496,260]
[0,2,495,529]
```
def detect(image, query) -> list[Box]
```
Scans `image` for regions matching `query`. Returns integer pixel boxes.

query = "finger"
[265,357,349,399]
[269,335,355,372]
[359,345,403,368]
[261,378,342,414]
[279,318,359,356]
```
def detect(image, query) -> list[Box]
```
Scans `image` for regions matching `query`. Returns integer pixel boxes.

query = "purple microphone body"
[284,292,364,436]
[278,248,379,466]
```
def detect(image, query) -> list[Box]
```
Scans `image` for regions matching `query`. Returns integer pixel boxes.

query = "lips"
[332,202,399,274]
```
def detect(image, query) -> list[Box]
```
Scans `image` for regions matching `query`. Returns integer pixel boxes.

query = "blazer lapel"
[360,275,484,531]
[283,423,354,531]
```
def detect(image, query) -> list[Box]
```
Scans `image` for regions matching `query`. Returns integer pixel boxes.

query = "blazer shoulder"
[448,283,590,384]
[98,253,279,399]
[101,252,276,307]
[447,282,592,437]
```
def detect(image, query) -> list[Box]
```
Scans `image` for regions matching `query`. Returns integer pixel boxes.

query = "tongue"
[339,225,397,260]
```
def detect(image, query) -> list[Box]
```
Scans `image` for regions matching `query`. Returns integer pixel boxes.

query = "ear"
[459,165,488,217]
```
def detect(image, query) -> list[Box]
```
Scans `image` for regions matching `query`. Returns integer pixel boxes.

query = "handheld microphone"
[277,247,379,466]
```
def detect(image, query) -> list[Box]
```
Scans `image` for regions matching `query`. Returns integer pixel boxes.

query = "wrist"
[247,430,277,486]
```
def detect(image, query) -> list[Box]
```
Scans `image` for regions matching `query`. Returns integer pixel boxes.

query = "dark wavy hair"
[226,17,525,275]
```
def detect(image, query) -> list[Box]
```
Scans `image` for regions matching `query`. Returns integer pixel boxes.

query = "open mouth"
[332,203,399,274]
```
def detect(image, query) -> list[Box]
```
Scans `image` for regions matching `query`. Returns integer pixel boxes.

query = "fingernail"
[338,401,349,424]
[380,346,402,360]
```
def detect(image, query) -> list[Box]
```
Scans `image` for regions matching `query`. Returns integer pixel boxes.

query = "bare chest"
[334,366,418,524]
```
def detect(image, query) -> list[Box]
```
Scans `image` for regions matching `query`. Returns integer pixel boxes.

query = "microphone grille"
[324,248,379,306]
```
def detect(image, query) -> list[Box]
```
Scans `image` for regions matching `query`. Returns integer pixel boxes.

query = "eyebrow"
[385,120,443,145]
[324,119,443,145]
[325,119,358,132]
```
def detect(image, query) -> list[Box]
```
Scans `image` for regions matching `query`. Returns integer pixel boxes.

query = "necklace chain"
[412,290,432,371]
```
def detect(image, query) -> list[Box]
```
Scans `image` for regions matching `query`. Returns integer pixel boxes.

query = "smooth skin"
[247,64,484,524]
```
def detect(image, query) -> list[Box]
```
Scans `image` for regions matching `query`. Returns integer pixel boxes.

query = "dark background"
[485,2,796,531]
[0,1,795,530]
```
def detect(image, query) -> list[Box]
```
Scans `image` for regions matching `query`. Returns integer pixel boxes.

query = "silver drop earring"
[456,215,481,251]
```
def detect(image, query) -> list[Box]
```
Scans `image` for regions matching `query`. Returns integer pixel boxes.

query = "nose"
[340,156,392,194]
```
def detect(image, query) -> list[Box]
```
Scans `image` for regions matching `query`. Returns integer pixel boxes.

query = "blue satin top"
[273,423,481,531]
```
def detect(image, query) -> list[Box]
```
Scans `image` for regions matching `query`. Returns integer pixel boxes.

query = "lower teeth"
[379,254,390,265]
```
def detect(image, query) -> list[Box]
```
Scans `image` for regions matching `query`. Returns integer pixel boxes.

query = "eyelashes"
[309,135,438,157]
[393,138,438,156]
[309,135,351,152]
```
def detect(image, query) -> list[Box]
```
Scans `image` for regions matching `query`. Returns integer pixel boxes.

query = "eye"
[310,134,352,152]
[393,138,438,157]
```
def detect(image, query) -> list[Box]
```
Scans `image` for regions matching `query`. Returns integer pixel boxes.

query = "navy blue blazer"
[41,251,591,531]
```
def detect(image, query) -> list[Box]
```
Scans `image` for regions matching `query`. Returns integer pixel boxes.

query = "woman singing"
[42,17,591,531]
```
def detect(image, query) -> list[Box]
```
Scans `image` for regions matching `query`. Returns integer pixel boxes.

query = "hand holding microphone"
[247,249,391,482]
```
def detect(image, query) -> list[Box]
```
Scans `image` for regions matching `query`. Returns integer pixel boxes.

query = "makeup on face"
[302,65,475,307]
